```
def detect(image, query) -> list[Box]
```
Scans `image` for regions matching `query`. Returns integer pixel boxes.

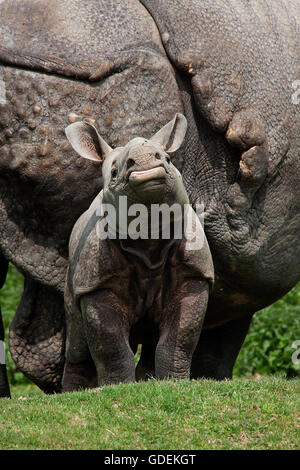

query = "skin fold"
[0,0,299,394]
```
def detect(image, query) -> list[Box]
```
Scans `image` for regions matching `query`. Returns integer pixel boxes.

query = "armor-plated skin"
[0,0,299,395]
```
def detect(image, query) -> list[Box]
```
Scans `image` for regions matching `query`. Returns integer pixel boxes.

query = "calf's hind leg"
[81,290,135,386]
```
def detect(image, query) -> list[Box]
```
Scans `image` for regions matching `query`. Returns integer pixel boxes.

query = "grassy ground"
[0,378,299,450]
[0,265,299,450]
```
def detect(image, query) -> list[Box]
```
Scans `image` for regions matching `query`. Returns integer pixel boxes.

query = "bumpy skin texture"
[0,0,299,391]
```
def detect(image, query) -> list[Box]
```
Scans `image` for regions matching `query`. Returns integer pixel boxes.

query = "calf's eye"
[111,168,118,178]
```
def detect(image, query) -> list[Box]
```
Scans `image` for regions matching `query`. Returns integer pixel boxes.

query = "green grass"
[0,266,299,450]
[0,378,299,450]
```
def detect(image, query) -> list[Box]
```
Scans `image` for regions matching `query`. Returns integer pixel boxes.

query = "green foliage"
[0,265,30,385]
[234,284,300,378]
[0,264,299,385]
[0,378,299,449]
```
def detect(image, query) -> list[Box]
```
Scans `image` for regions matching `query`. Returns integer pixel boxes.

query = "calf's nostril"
[126,158,135,170]
[155,153,161,160]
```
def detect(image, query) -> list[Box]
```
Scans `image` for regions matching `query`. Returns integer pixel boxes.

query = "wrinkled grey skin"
[62,114,214,389]
[0,0,299,396]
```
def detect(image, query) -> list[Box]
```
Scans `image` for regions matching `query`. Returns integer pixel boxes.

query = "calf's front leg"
[156,279,209,380]
[80,289,135,386]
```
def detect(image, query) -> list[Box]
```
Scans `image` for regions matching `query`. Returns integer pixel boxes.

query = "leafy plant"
[234,284,300,377]
[0,264,30,385]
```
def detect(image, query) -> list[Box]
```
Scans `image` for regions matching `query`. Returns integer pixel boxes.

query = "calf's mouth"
[129,166,166,187]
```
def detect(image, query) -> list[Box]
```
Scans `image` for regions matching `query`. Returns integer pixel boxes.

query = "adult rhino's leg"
[0,252,7,287]
[191,313,253,380]
[9,277,65,393]
[0,252,9,398]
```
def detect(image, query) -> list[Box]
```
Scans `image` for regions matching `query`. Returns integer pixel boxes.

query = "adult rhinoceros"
[0,0,299,397]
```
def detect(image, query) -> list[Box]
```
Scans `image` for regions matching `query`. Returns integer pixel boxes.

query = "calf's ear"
[150,113,187,154]
[65,121,112,162]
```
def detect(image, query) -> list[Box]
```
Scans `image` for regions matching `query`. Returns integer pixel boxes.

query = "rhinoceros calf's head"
[65,114,189,232]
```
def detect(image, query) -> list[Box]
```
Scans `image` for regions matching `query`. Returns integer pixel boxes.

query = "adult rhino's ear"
[65,121,112,162]
[150,113,187,154]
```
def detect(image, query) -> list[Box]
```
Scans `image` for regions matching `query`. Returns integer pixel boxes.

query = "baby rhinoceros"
[62,113,214,392]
